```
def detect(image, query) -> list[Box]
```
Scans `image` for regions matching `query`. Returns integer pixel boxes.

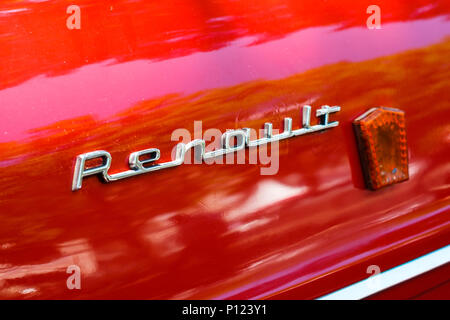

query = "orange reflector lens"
[353,107,409,190]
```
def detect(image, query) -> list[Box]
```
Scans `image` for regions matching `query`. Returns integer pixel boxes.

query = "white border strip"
[318,244,450,300]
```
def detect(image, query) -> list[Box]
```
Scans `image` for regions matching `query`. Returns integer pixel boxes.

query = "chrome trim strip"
[318,244,450,300]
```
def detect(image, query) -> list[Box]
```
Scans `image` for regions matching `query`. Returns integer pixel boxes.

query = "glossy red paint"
[0,1,449,299]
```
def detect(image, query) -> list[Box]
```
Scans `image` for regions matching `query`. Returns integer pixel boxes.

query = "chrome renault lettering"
[72,105,340,191]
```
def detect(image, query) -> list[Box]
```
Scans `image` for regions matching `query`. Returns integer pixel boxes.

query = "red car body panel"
[0,0,449,299]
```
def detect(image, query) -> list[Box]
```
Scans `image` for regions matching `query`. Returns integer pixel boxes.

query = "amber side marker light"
[353,107,409,190]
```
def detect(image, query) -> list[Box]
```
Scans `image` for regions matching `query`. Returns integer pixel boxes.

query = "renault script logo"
[72,105,340,191]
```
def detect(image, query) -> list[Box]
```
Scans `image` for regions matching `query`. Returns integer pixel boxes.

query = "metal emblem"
[72,105,340,191]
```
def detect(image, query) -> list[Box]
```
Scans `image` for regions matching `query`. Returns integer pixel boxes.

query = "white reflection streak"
[0,239,97,281]
[142,213,184,257]
[225,180,307,222]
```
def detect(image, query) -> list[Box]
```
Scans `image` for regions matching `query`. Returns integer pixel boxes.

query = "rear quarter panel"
[0,0,449,299]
